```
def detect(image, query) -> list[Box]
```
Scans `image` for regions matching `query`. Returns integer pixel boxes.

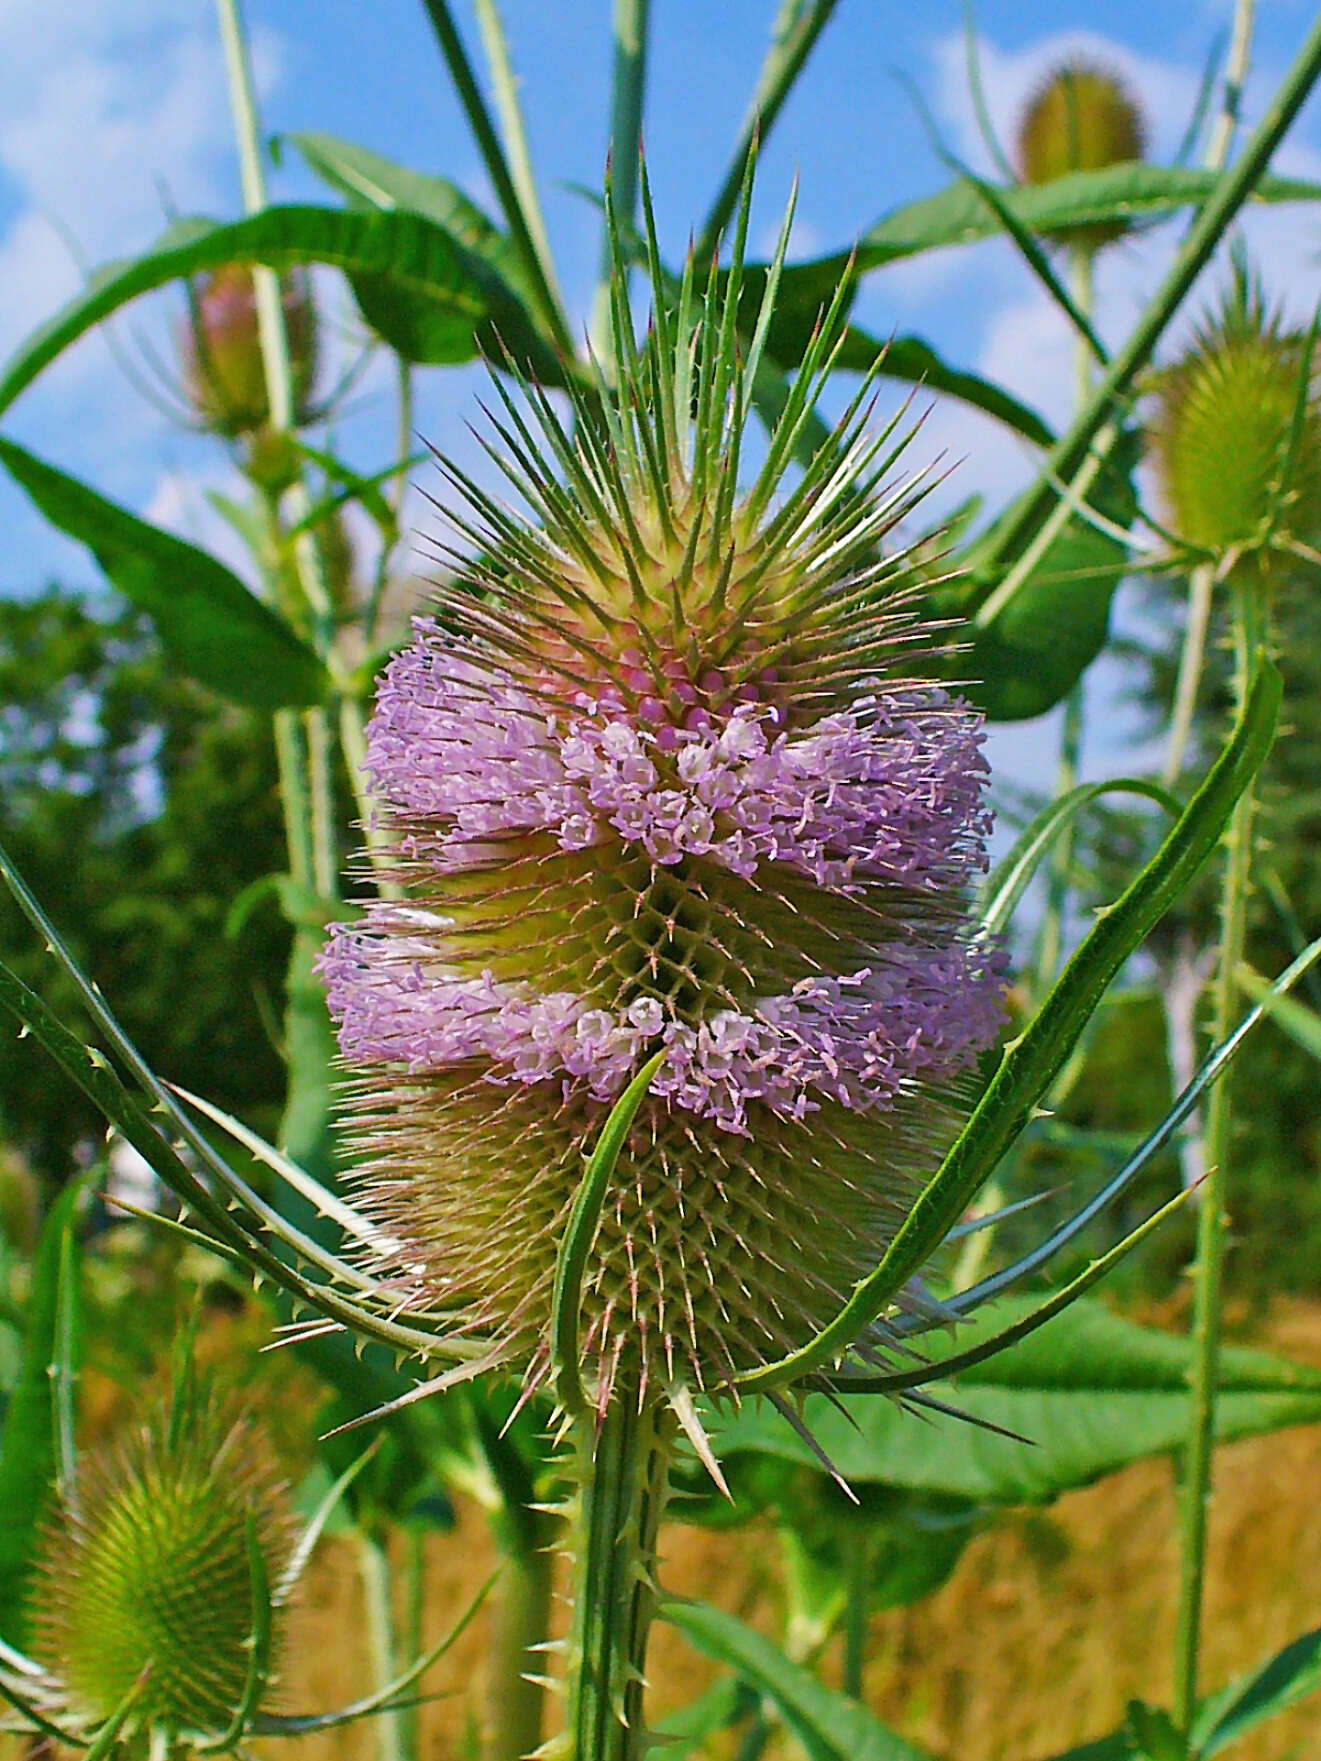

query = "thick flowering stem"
[1172,578,1265,1732]
[563,1398,674,1761]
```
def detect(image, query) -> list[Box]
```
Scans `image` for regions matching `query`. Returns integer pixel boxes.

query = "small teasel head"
[181,262,318,451]
[1150,264,1321,561]
[32,1364,293,1748]
[1015,57,1146,249]
[322,167,1006,1422]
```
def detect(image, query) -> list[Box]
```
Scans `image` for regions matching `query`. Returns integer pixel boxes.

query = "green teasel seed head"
[1150,269,1321,559]
[32,1371,293,1746]
[1015,57,1146,250]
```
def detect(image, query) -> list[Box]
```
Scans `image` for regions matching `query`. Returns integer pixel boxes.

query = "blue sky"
[2,0,1320,792]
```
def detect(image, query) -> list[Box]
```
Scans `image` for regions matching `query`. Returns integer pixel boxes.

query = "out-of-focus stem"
[483,1508,556,1761]
[474,0,565,323]
[1163,562,1216,787]
[1206,0,1256,172]
[358,1526,406,1761]
[589,0,651,368]
[1035,246,1095,996]
[1172,580,1264,1733]
[419,0,572,354]
[305,706,338,900]
[842,1535,871,1700]
[1034,682,1084,992]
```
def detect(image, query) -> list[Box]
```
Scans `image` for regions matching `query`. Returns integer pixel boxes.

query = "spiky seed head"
[1150,271,1321,557]
[33,1376,292,1743]
[181,263,318,441]
[1015,58,1146,249]
[321,175,1005,1416]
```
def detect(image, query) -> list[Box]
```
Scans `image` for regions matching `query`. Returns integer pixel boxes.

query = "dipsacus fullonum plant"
[319,180,1005,1754]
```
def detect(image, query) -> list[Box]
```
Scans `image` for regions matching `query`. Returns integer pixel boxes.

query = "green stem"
[305,707,338,900]
[589,0,652,366]
[419,0,573,355]
[484,1507,556,1761]
[695,0,841,265]
[1035,675,1085,993]
[358,1526,406,1761]
[1172,579,1265,1732]
[1206,0,1256,172]
[842,1535,871,1700]
[273,709,313,889]
[1163,561,1216,787]
[981,14,1321,581]
[402,1527,425,1761]
[565,1399,674,1761]
[474,0,566,323]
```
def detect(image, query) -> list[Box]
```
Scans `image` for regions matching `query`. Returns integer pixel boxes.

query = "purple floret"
[325,614,1005,1135]
[322,921,1004,1134]
[365,620,993,892]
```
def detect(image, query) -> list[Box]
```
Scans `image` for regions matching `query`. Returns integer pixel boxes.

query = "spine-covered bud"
[1150,274,1321,556]
[181,264,317,440]
[1015,57,1146,249]
[33,1378,292,1743]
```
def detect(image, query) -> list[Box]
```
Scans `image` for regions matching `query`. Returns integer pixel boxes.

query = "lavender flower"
[322,193,1005,1412]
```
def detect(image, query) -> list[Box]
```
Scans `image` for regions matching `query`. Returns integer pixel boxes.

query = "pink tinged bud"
[181,264,318,438]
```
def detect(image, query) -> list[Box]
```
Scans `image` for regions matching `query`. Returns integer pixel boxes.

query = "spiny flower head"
[1015,57,1146,250]
[1150,266,1321,558]
[322,178,1005,1417]
[31,1372,292,1747]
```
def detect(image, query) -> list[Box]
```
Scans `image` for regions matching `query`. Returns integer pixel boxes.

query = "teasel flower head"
[1150,264,1321,561]
[23,1368,293,1751]
[321,176,1006,1425]
[1015,57,1146,250]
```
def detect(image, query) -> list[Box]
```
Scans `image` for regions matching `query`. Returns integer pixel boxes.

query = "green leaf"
[855,164,1321,270]
[0,1180,81,1647]
[1192,1625,1321,1755]
[0,205,561,418]
[649,1676,755,1758]
[0,439,325,710]
[708,1299,1321,1506]
[288,131,527,291]
[660,1599,937,1761]
[953,430,1140,721]
[551,1051,666,1414]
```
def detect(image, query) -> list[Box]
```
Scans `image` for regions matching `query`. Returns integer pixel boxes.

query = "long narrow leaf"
[737,657,1280,1392]
[977,778,1179,937]
[0,205,562,419]
[1193,1625,1321,1754]
[660,1599,936,1761]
